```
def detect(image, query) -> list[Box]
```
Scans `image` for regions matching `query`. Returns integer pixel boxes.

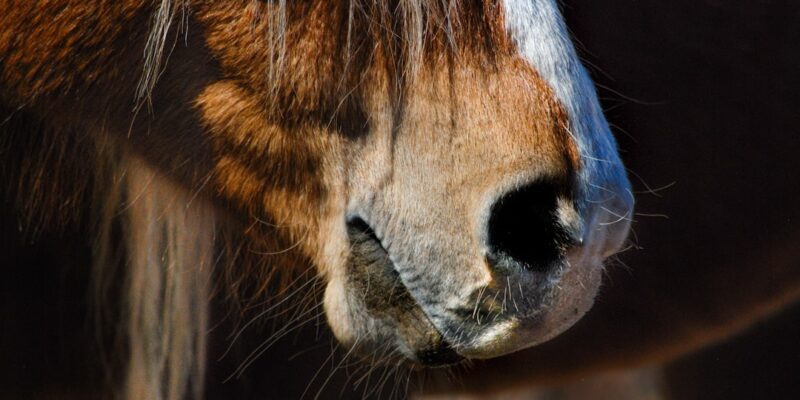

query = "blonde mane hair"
[105,153,214,400]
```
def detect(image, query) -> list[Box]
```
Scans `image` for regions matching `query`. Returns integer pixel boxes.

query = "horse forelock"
[141,0,514,104]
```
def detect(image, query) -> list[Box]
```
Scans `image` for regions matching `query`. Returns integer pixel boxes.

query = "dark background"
[3,1,800,398]
[562,1,800,398]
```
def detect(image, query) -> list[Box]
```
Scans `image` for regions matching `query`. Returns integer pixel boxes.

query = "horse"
[0,0,633,398]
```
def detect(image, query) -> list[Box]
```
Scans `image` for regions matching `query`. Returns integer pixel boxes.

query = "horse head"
[0,0,633,396]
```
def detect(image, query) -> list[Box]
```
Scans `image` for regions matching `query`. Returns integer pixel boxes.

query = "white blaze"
[503,0,631,218]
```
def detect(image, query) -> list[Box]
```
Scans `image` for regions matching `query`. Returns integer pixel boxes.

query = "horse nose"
[486,181,580,273]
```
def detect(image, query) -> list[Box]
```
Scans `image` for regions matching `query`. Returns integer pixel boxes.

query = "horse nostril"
[487,181,574,273]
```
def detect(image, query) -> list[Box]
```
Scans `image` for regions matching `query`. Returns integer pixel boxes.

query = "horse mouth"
[344,217,464,367]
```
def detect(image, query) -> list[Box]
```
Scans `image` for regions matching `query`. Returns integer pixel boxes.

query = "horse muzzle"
[324,176,633,365]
